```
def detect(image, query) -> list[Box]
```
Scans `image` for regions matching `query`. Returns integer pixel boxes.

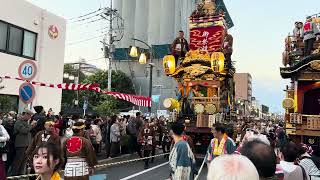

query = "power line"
[68,17,105,28]
[68,26,109,36]
[68,8,102,21]
[68,13,101,24]
[66,34,105,46]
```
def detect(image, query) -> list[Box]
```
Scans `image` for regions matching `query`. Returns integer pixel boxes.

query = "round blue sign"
[19,83,35,104]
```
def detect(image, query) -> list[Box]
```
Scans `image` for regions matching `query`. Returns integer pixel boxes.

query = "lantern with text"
[163,55,176,75]
[211,52,225,72]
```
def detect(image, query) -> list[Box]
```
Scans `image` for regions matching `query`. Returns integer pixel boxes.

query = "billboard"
[261,105,269,114]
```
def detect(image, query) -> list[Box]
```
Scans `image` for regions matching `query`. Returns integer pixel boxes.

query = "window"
[23,31,36,58]
[0,20,37,60]
[0,22,7,50]
[8,26,23,55]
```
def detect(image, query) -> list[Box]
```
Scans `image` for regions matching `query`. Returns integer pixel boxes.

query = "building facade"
[234,73,252,102]
[0,0,66,113]
[111,0,197,112]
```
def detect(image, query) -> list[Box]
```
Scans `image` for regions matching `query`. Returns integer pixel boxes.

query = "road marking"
[120,162,169,180]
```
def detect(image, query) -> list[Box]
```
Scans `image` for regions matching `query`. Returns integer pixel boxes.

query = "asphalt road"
[95,153,208,180]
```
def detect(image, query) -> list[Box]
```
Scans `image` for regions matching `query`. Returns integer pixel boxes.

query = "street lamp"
[63,73,78,106]
[63,73,69,79]
[139,53,147,64]
[129,46,139,58]
[129,38,153,113]
[69,75,75,81]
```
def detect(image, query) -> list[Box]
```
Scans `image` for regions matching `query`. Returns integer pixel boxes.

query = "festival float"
[162,0,235,153]
[280,13,320,148]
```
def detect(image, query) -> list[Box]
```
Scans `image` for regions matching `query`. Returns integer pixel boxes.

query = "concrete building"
[234,73,252,102]
[113,0,196,49]
[111,0,197,112]
[65,60,101,77]
[0,0,66,113]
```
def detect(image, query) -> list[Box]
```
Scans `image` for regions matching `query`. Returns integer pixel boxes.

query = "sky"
[27,0,320,113]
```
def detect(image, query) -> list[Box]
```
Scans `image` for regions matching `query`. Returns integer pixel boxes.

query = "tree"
[94,95,119,116]
[61,64,87,110]
[0,95,12,113]
[81,70,135,115]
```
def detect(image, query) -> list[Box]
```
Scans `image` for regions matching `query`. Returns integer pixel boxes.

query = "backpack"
[127,119,137,135]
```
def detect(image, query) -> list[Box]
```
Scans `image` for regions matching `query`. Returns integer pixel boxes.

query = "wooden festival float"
[162,0,235,152]
[281,13,320,149]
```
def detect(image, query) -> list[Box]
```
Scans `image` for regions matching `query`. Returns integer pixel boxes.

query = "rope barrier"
[194,154,207,180]
[94,152,170,169]
[7,174,38,179]
[7,152,170,179]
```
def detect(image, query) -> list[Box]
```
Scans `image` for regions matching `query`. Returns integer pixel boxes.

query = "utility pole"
[101,1,123,92]
[107,0,113,92]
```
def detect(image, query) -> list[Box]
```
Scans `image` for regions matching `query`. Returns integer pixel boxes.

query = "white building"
[0,0,66,113]
[113,0,197,48]
[111,0,197,112]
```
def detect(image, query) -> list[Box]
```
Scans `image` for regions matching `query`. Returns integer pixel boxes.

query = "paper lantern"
[163,55,176,75]
[139,53,147,64]
[129,46,138,57]
[163,98,179,111]
[211,52,225,72]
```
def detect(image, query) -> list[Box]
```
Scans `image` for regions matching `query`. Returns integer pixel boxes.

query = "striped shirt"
[299,155,320,180]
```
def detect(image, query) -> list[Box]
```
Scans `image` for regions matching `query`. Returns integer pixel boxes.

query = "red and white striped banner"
[1,76,151,107]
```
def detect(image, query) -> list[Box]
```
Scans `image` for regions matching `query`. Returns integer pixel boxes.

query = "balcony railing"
[290,113,320,130]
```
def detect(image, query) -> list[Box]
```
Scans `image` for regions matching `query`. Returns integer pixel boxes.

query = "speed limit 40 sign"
[18,60,37,80]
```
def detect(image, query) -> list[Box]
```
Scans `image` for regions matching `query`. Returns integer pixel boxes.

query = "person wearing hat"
[293,21,303,49]
[26,119,61,161]
[9,109,34,175]
[138,120,155,169]
[302,16,320,56]
[63,122,97,180]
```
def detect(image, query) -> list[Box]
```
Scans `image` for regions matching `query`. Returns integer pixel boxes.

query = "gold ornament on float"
[310,60,320,71]
[282,98,295,109]
[308,138,315,145]
[205,104,217,114]
[194,104,205,114]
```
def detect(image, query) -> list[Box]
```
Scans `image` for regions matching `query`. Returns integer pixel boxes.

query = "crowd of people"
[167,119,320,180]
[1,106,320,180]
[0,107,172,179]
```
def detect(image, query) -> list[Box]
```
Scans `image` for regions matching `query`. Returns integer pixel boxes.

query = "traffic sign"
[18,60,37,81]
[19,83,35,104]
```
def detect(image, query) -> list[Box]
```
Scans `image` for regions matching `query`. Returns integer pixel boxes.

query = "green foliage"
[61,64,89,110]
[81,70,135,115]
[61,64,135,116]
[94,95,119,116]
[0,95,12,112]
